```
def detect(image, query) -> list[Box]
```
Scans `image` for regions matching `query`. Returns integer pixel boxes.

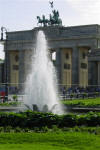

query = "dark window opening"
[64,63,70,69]
[15,55,19,62]
[13,65,19,70]
[66,53,69,59]
[81,63,87,69]
[82,53,86,59]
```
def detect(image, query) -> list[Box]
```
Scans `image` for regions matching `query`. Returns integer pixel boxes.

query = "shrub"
[59,114,78,127]
[41,126,49,132]
[4,126,13,132]
[33,127,40,132]
[12,95,18,101]
[15,127,23,132]
[0,111,100,129]
[0,127,4,132]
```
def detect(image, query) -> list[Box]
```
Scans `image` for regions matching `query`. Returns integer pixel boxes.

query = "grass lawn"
[0,131,100,150]
[0,144,71,150]
[62,97,100,107]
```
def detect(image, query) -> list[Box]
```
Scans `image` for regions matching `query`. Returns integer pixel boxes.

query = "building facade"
[4,24,100,89]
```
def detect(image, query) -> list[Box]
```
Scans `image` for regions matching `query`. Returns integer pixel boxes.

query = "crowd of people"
[60,86,100,99]
[0,85,100,101]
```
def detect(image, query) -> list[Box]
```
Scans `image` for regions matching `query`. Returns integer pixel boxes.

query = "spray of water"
[24,31,63,114]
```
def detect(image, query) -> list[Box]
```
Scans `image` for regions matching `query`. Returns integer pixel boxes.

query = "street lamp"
[0,26,8,101]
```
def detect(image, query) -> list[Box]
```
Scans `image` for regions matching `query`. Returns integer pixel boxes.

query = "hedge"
[0,111,100,128]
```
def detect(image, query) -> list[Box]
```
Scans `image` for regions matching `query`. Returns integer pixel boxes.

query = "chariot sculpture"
[37,1,62,27]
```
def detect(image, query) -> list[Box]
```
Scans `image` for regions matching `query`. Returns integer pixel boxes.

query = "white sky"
[0,0,100,59]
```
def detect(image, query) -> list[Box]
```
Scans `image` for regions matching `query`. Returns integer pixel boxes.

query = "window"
[66,53,69,59]
[64,63,70,69]
[13,65,19,70]
[15,55,19,62]
[81,63,87,69]
[82,53,86,59]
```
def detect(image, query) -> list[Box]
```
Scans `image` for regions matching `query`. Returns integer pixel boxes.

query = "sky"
[0,0,100,59]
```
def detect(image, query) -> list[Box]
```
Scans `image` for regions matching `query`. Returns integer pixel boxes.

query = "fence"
[0,83,100,101]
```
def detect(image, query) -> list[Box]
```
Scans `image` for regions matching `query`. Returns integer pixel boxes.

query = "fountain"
[24,30,63,114]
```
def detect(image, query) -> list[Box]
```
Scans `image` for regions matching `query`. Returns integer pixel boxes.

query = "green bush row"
[0,126,100,134]
[0,101,21,106]
[0,111,100,128]
[62,97,100,107]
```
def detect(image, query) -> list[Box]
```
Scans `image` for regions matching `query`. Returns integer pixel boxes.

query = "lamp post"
[0,27,8,101]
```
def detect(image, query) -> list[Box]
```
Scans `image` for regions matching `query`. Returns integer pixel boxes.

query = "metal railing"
[0,83,100,101]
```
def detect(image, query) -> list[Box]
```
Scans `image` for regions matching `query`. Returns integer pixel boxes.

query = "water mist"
[24,31,63,114]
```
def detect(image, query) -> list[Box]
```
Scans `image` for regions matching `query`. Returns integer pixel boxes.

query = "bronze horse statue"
[42,15,49,26]
[49,11,62,26]
[37,15,49,27]
[37,16,43,26]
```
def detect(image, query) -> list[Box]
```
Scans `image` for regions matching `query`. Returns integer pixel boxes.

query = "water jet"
[24,30,63,114]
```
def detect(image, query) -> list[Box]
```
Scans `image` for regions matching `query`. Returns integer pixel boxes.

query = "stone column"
[55,48,62,84]
[88,61,92,85]
[98,62,100,86]
[90,62,98,85]
[94,62,98,85]
[19,50,25,92]
[72,47,79,86]
[7,51,10,84]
